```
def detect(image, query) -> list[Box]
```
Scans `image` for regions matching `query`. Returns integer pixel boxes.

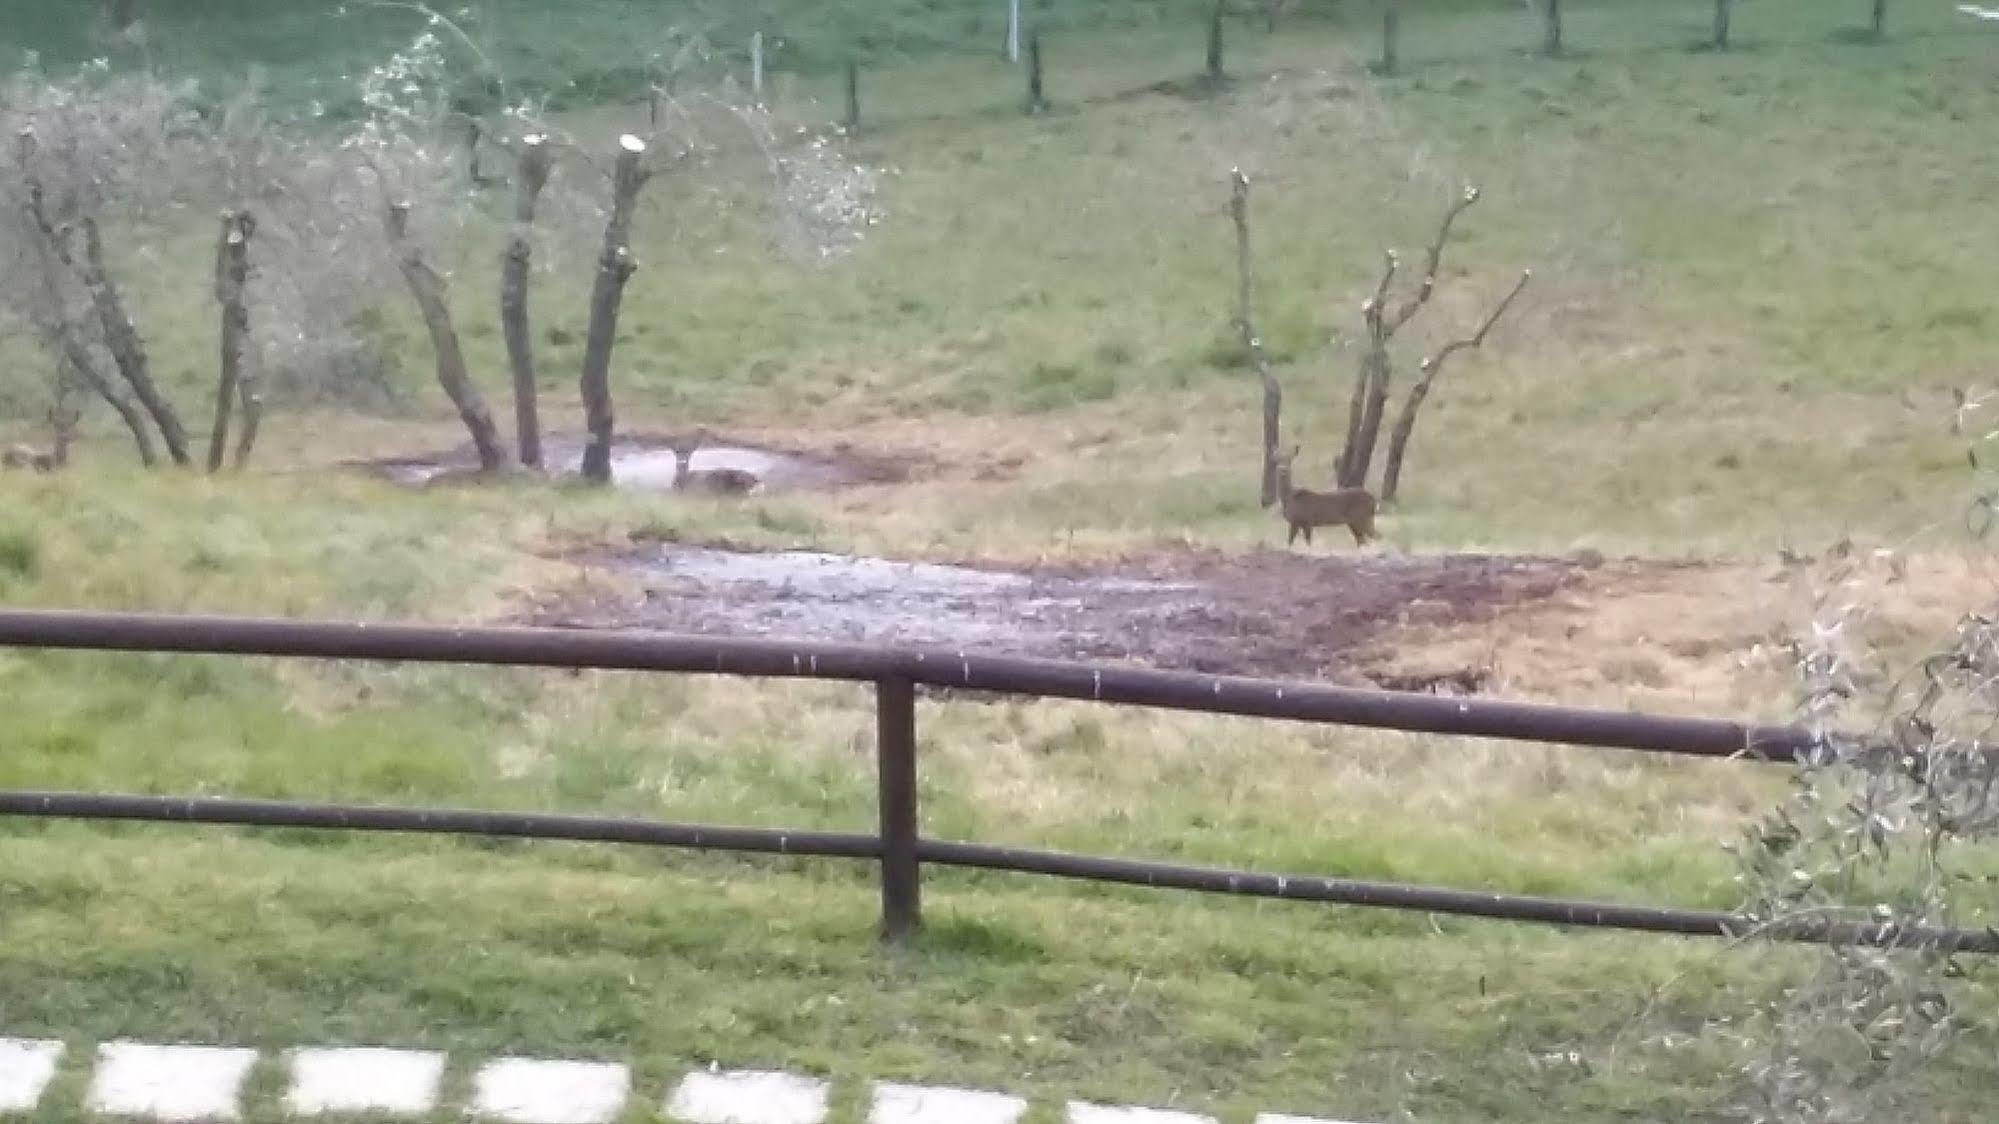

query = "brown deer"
[668,428,761,495]
[1274,445,1376,547]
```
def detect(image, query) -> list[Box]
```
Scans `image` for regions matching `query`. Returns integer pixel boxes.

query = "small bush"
[0,527,40,583]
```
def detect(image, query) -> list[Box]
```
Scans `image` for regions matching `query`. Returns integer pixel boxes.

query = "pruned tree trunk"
[501,134,552,469]
[207,210,253,472]
[1025,29,1046,114]
[1871,0,1887,37]
[1544,0,1563,56]
[1713,0,1732,49]
[579,135,652,485]
[1336,351,1375,488]
[844,59,861,133]
[232,369,262,469]
[1207,2,1226,83]
[1345,350,1392,490]
[383,199,508,473]
[1338,187,1482,490]
[1338,249,1398,488]
[62,333,156,466]
[1379,269,1531,505]
[1380,0,1400,75]
[46,389,79,470]
[465,116,487,185]
[1229,169,1282,509]
[77,216,191,466]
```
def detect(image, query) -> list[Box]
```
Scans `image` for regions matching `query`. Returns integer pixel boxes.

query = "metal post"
[1381,0,1399,76]
[750,31,765,103]
[843,58,861,133]
[875,676,920,941]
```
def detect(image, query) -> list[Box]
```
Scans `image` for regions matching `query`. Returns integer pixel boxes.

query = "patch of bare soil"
[532,541,1601,686]
[349,431,917,491]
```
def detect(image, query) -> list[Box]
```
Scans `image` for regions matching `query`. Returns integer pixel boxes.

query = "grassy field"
[4,1,1999,1120]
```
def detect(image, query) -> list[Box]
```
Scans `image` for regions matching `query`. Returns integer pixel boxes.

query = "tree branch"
[1363,248,1398,337]
[1388,184,1480,335]
[1230,168,1284,509]
[1420,267,1531,376]
[1379,268,1531,504]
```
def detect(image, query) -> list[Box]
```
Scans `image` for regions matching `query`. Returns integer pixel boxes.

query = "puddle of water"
[374,443,805,490]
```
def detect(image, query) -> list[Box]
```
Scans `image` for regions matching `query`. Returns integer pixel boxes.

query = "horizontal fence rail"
[0,607,1987,955]
[0,609,1812,758]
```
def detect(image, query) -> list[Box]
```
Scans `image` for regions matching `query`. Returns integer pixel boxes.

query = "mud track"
[535,543,1602,687]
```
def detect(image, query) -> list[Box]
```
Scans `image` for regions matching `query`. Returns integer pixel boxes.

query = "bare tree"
[1325,186,1528,503]
[382,196,507,472]
[12,112,196,466]
[0,120,160,466]
[1229,168,1282,509]
[579,135,652,484]
[207,210,254,472]
[500,134,552,468]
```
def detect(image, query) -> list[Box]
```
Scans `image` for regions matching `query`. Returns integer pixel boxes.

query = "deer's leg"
[1287,522,1299,547]
[1302,525,1313,545]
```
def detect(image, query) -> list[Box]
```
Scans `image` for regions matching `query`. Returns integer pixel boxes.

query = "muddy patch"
[537,543,1592,684]
[356,432,912,492]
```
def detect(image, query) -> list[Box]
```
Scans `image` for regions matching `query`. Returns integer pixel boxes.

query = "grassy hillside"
[3,1,1999,1120]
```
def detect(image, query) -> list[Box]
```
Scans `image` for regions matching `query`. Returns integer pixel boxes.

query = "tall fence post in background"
[1871,0,1888,38]
[750,31,765,103]
[876,677,921,943]
[844,58,861,133]
[1025,28,1047,114]
[1380,0,1400,75]
[1712,0,1732,49]
[1207,1,1225,83]
[1543,0,1562,56]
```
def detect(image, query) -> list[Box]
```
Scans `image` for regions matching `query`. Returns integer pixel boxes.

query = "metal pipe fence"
[0,608,1988,954]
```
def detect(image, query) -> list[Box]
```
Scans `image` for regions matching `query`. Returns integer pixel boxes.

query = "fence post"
[1206,1,1225,83]
[1380,0,1400,76]
[1025,28,1046,114]
[875,676,920,942]
[844,58,861,133]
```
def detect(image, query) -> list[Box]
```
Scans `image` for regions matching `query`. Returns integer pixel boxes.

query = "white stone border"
[471,1057,631,1124]
[2,1032,1384,1123]
[285,1046,446,1117]
[87,1041,258,1123]
[871,1082,1027,1124]
[0,1037,63,1114]
[666,1068,830,1124]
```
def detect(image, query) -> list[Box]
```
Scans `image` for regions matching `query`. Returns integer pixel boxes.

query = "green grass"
[4,1,1999,1119]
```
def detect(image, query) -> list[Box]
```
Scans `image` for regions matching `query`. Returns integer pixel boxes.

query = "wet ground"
[537,542,1598,686]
